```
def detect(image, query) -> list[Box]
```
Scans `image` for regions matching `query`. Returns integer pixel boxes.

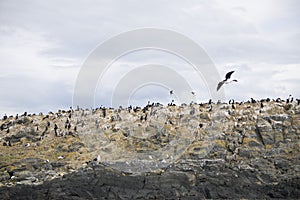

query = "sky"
[0,0,299,116]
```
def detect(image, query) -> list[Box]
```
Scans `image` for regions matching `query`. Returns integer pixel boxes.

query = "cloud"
[0,25,79,116]
[0,0,299,115]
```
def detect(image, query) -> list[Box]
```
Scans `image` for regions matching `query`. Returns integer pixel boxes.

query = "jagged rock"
[0,100,299,199]
[50,161,66,169]
[0,172,9,182]
[68,142,84,152]
[270,114,290,122]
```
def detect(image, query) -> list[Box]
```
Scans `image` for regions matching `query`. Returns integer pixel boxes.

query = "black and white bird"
[217,71,238,91]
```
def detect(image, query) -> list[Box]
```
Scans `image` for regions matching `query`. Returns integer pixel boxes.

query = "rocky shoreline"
[0,99,300,199]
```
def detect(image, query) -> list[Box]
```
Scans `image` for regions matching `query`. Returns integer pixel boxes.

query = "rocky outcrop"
[0,100,299,199]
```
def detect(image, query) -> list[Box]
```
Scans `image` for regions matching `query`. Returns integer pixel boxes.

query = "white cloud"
[0,26,80,116]
[0,0,299,115]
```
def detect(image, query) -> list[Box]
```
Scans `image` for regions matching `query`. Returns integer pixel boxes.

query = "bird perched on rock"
[54,124,58,136]
[5,169,14,179]
[232,104,235,109]
[287,94,293,103]
[217,71,237,91]
[251,98,257,104]
[260,102,264,109]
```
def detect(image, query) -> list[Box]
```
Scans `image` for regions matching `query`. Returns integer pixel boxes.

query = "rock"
[68,142,84,152]
[238,146,253,158]
[0,100,299,199]
[270,114,290,122]
[0,172,10,182]
[50,161,66,169]
[274,158,290,172]
[199,113,210,120]
[260,131,274,145]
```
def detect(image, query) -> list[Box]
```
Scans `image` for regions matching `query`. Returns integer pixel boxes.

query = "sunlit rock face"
[0,100,299,199]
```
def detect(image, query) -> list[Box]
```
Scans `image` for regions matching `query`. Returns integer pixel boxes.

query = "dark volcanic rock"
[0,164,299,199]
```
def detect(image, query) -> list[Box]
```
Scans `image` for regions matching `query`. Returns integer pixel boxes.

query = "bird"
[6,169,14,179]
[251,98,256,104]
[287,94,293,103]
[232,104,235,109]
[170,90,174,95]
[54,124,58,136]
[208,104,213,112]
[217,71,237,91]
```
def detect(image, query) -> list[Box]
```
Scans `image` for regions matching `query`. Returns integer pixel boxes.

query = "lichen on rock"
[0,100,299,199]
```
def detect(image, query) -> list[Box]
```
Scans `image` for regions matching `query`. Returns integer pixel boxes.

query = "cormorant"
[217,71,238,91]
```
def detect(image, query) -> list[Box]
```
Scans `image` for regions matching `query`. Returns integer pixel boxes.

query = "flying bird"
[217,71,237,91]
[170,90,174,95]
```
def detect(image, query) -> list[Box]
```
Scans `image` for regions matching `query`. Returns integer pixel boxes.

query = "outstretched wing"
[217,80,225,91]
[225,71,235,81]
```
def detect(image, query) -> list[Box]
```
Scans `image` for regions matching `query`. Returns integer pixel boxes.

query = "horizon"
[1,96,298,117]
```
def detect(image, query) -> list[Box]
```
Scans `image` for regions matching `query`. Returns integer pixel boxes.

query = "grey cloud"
[0,0,299,115]
[0,75,73,116]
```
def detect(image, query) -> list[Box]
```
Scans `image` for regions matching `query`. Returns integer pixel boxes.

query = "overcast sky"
[0,0,299,116]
